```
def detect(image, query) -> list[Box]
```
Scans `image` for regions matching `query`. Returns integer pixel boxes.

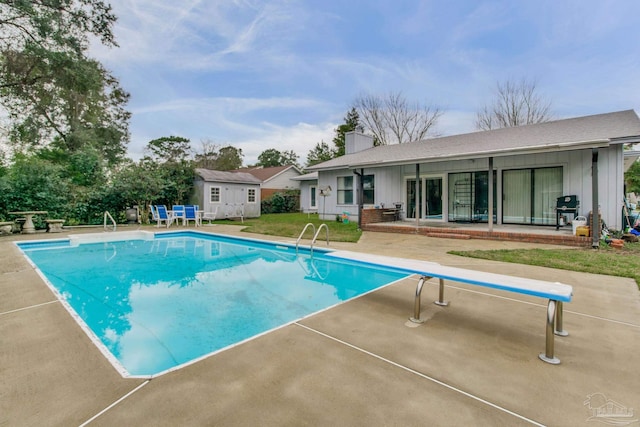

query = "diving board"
[325,250,573,364]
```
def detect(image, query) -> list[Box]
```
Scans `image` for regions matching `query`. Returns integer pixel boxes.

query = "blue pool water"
[18,232,409,377]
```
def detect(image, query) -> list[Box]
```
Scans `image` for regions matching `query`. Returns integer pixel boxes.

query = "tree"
[145,136,191,163]
[212,145,243,170]
[256,148,299,168]
[306,141,335,167]
[193,143,243,170]
[352,91,442,145]
[0,0,130,165]
[625,160,640,195]
[475,78,553,130]
[0,0,118,54]
[333,107,363,156]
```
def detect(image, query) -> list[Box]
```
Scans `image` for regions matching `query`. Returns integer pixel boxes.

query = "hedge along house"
[306,110,640,246]
[193,169,262,220]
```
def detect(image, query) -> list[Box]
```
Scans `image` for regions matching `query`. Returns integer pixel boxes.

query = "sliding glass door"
[502,167,562,225]
[448,172,496,222]
[405,177,443,220]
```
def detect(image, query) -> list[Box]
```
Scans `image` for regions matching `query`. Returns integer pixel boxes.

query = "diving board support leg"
[539,299,561,365]
[554,301,569,337]
[434,278,449,307]
[409,275,432,324]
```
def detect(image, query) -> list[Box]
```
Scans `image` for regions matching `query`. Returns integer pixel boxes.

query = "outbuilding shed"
[193,169,262,220]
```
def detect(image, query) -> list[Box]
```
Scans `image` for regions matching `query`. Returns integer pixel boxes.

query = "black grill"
[555,195,579,230]
[556,195,579,210]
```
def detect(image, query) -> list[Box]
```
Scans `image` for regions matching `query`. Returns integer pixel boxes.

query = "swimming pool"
[17,231,411,377]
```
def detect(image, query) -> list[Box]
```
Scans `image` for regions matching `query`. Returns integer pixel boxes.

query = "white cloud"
[85,0,640,167]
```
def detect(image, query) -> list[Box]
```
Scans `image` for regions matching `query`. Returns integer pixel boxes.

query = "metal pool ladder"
[296,223,329,255]
[103,211,116,232]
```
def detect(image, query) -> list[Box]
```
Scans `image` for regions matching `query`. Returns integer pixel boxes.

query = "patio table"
[8,211,48,234]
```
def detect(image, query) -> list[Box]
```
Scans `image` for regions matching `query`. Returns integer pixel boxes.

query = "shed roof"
[195,168,261,184]
[308,110,640,171]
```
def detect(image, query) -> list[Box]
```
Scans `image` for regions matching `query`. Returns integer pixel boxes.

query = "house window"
[210,187,220,203]
[362,175,375,204]
[337,176,353,204]
[310,185,317,208]
[247,188,257,203]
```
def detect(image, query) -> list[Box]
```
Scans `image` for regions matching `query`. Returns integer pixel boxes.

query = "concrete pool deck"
[1,225,639,426]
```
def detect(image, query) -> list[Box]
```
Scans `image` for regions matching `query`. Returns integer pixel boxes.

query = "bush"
[261,190,300,214]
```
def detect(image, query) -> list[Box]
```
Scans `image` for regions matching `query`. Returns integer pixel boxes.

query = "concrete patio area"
[1,225,639,426]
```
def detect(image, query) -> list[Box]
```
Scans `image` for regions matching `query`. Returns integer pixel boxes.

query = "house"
[291,172,318,214]
[234,165,303,199]
[192,169,262,219]
[305,110,640,238]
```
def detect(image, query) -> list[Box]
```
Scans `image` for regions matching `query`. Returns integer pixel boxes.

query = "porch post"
[415,163,420,226]
[591,149,599,248]
[354,169,364,229]
[488,156,494,232]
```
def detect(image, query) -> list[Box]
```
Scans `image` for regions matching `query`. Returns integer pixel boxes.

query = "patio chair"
[226,203,244,223]
[172,205,185,225]
[150,205,159,223]
[184,205,199,227]
[201,206,218,225]
[156,205,173,228]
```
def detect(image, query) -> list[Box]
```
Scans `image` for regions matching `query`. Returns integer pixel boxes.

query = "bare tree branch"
[476,78,553,130]
[353,91,442,145]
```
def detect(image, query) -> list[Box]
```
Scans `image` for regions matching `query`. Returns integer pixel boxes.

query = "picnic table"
[8,211,48,234]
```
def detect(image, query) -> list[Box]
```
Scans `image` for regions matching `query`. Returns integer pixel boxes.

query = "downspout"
[416,164,420,227]
[591,149,599,248]
[488,157,494,232]
[354,169,364,229]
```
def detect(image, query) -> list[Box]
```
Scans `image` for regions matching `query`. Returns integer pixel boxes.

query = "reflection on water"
[22,236,407,376]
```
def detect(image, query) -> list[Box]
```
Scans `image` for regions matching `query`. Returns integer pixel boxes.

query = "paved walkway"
[1,226,639,426]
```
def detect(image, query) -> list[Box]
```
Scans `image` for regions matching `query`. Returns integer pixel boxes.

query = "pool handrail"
[295,223,316,254]
[104,211,116,232]
[310,223,329,257]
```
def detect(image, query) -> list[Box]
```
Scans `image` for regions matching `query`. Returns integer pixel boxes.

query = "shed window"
[247,188,257,203]
[210,187,220,203]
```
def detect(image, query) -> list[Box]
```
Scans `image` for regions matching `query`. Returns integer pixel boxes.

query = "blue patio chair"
[184,205,199,227]
[156,205,173,228]
[172,205,185,225]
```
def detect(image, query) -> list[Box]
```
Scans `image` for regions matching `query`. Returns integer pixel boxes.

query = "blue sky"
[90,0,640,166]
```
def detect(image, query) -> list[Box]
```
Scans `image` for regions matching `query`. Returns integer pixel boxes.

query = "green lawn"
[450,243,640,288]
[211,212,362,243]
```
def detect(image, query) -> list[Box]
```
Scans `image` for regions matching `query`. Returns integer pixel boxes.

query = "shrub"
[261,190,300,214]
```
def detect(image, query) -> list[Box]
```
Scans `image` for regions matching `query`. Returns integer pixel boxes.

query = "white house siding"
[397,147,624,229]
[264,169,301,189]
[298,180,318,213]
[318,145,625,228]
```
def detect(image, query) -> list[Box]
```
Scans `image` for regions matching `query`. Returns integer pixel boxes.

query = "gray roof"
[195,168,261,184]
[308,110,640,171]
[290,171,318,181]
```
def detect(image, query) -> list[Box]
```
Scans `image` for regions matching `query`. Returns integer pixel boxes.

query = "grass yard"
[212,212,362,243]
[450,243,640,288]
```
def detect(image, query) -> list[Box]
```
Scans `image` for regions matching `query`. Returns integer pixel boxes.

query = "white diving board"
[325,250,573,364]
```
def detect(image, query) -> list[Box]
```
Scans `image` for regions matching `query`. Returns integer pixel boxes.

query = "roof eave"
[336,139,612,170]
